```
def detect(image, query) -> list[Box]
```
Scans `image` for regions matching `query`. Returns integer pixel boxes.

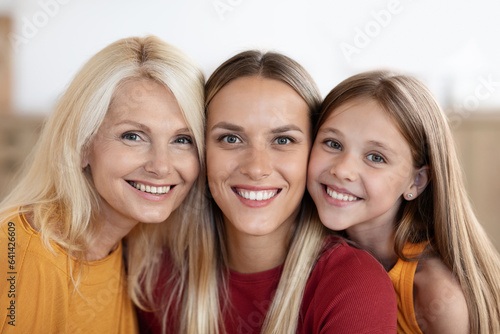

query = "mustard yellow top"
[388,242,428,334]
[0,212,138,333]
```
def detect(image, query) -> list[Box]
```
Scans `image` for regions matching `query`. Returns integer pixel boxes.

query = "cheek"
[278,152,309,189]
[206,149,238,183]
[307,148,327,181]
[178,151,201,184]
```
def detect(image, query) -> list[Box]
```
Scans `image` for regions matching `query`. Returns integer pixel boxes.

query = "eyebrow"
[115,120,191,134]
[210,122,244,132]
[318,127,341,136]
[211,122,303,134]
[366,140,396,155]
[270,125,304,134]
[116,120,151,132]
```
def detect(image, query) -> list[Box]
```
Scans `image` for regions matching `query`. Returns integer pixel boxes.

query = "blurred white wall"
[2,0,500,115]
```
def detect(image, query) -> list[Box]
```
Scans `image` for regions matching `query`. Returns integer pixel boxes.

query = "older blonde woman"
[0,35,205,333]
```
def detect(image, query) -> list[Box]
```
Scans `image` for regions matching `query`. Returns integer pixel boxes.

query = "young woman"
[140,51,397,333]
[0,35,205,333]
[307,70,500,333]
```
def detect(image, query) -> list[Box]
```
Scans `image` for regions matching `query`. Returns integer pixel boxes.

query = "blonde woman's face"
[206,76,310,241]
[307,98,417,235]
[84,79,199,227]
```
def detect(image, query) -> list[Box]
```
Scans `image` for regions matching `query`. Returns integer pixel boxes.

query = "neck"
[86,213,138,261]
[347,221,398,271]
[225,220,294,274]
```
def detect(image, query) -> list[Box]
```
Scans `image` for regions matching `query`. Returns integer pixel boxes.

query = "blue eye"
[367,154,385,163]
[122,132,141,141]
[325,140,342,150]
[275,137,292,145]
[221,135,241,144]
[174,136,193,144]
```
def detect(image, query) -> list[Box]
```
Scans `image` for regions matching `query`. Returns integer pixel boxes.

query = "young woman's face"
[85,79,199,227]
[307,98,416,234]
[206,76,310,239]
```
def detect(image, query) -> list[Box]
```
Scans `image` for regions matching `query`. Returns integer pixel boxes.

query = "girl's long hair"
[317,70,500,333]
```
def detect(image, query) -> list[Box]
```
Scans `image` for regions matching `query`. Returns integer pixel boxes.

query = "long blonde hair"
[317,70,500,333]
[190,50,329,334]
[0,36,206,316]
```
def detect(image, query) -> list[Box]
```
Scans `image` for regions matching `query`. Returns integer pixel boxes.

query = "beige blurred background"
[0,0,499,250]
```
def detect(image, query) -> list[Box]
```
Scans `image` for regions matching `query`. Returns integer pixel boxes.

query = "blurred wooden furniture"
[0,115,44,200]
[451,113,500,251]
[0,16,12,114]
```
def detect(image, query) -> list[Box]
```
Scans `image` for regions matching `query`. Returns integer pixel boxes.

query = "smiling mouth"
[232,187,281,201]
[127,181,173,195]
[325,186,359,202]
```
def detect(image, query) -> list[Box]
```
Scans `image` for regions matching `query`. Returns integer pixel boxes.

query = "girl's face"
[85,79,200,227]
[206,76,310,240]
[307,98,417,235]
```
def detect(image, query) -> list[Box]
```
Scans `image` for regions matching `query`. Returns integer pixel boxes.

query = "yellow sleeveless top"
[388,242,428,334]
[0,212,138,333]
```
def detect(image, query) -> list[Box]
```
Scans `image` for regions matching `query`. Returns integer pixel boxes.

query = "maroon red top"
[139,236,397,333]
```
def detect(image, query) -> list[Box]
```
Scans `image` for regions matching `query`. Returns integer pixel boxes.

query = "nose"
[239,147,272,181]
[144,145,171,177]
[329,153,357,182]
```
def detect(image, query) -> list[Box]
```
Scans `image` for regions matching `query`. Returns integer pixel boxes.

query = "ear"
[404,166,430,201]
[81,148,90,169]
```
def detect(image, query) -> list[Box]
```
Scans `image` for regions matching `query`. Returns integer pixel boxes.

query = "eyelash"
[366,153,385,163]
[274,136,295,145]
[174,136,193,145]
[217,135,296,146]
[324,139,387,164]
[218,134,241,144]
[121,132,142,141]
[324,139,342,150]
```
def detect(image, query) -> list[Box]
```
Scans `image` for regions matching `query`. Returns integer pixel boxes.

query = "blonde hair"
[0,36,206,316]
[185,50,329,334]
[317,70,500,333]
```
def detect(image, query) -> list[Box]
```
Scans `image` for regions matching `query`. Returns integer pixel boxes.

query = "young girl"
[307,70,500,333]
[139,52,397,333]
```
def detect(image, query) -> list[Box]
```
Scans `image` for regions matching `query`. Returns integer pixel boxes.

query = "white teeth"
[326,187,358,202]
[131,182,171,195]
[237,189,278,201]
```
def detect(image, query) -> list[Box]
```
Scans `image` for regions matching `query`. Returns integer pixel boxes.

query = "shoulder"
[413,256,469,334]
[301,237,397,333]
[319,236,390,276]
[315,236,396,301]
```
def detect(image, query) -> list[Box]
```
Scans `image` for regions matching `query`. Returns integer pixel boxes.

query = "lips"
[127,181,172,195]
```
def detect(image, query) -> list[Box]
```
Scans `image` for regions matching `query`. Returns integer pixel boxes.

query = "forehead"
[207,76,310,126]
[325,98,410,147]
[325,98,392,127]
